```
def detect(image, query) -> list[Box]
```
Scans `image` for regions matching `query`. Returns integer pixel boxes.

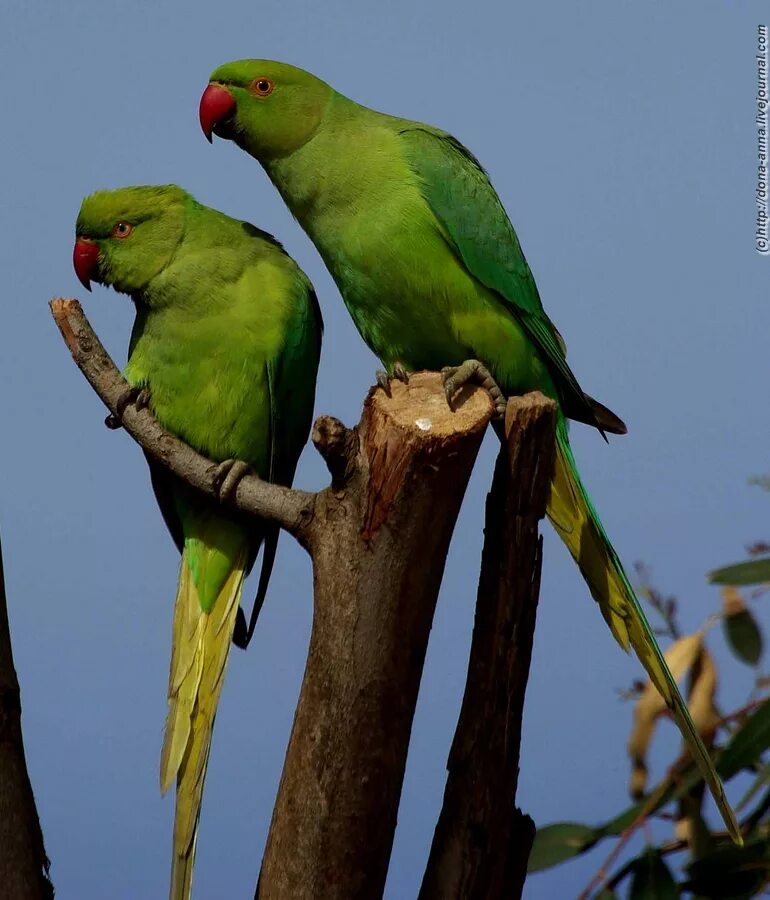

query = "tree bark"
[0,537,53,899]
[419,394,557,900]
[51,298,558,900]
[257,374,493,900]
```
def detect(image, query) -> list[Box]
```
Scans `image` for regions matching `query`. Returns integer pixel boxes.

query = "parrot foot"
[213,459,252,502]
[375,361,411,396]
[441,360,507,419]
[105,386,151,430]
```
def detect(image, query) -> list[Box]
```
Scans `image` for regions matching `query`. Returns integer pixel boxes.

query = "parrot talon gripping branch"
[104,385,150,430]
[40,52,743,900]
[442,359,508,419]
[199,57,741,845]
[53,292,561,898]
[212,458,253,503]
[392,361,410,384]
[375,361,410,396]
[69,183,324,900]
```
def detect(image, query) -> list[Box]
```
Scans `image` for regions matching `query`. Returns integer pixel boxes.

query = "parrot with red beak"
[197,59,742,844]
[74,184,322,899]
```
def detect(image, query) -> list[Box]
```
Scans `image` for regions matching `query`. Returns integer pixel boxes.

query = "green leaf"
[628,849,678,900]
[710,557,770,586]
[599,776,686,838]
[724,609,763,666]
[737,762,770,812]
[683,837,770,898]
[530,706,770,875]
[719,697,770,779]
[527,822,599,872]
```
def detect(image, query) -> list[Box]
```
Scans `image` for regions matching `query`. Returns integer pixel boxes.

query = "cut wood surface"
[51,297,556,900]
[259,373,493,900]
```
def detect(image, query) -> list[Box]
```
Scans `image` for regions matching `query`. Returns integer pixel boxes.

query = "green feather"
[206,59,741,842]
[398,126,601,431]
[76,184,322,897]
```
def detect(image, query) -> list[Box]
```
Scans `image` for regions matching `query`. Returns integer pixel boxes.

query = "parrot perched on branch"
[74,185,322,898]
[198,60,741,843]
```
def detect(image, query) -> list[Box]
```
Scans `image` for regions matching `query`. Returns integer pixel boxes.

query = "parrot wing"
[398,126,606,433]
[234,279,322,649]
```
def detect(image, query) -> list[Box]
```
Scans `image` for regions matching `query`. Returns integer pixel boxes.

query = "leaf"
[600,798,659,837]
[531,771,699,872]
[724,609,763,666]
[676,794,715,860]
[532,699,770,874]
[628,849,678,900]
[686,646,720,733]
[627,634,707,798]
[736,761,770,811]
[722,587,763,666]
[531,769,724,875]
[710,557,770,586]
[683,837,770,898]
[527,822,599,872]
[718,697,770,779]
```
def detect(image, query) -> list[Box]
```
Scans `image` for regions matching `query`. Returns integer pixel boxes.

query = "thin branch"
[419,394,556,900]
[577,761,695,900]
[50,298,316,541]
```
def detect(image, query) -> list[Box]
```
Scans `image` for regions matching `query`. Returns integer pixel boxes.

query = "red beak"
[199,83,236,142]
[73,239,100,292]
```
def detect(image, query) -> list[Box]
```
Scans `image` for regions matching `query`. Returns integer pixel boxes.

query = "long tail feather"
[547,416,741,844]
[162,547,247,900]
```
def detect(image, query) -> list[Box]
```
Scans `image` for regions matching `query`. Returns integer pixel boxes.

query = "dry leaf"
[627,634,715,798]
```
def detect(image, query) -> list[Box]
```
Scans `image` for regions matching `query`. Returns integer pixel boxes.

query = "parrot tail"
[161,540,248,900]
[546,415,741,844]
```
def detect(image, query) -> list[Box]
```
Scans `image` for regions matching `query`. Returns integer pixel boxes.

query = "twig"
[577,767,683,900]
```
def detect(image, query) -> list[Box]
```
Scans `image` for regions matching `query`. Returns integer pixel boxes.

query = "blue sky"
[1,1,768,897]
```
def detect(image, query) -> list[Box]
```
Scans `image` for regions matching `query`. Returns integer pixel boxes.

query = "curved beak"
[73,239,100,292]
[199,83,236,142]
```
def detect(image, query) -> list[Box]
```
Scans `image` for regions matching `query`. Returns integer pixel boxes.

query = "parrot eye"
[252,78,274,97]
[112,222,133,239]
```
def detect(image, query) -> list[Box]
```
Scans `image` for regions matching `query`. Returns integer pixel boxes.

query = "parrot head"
[199,60,333,159]
[74,185,187,295]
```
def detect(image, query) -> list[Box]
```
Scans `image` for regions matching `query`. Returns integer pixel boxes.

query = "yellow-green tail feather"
[547,417,741,844]
[161,547,247,900]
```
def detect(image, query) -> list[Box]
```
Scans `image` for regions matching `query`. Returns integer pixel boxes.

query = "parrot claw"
[213,459,252,502]
[375,361,410,396]
[392,361,410,384]
[441,359,507,419]
[105,386,151,429]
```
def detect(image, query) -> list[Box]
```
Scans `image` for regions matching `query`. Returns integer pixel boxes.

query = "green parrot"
[73,185,323,898]
[198,61,741,842]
